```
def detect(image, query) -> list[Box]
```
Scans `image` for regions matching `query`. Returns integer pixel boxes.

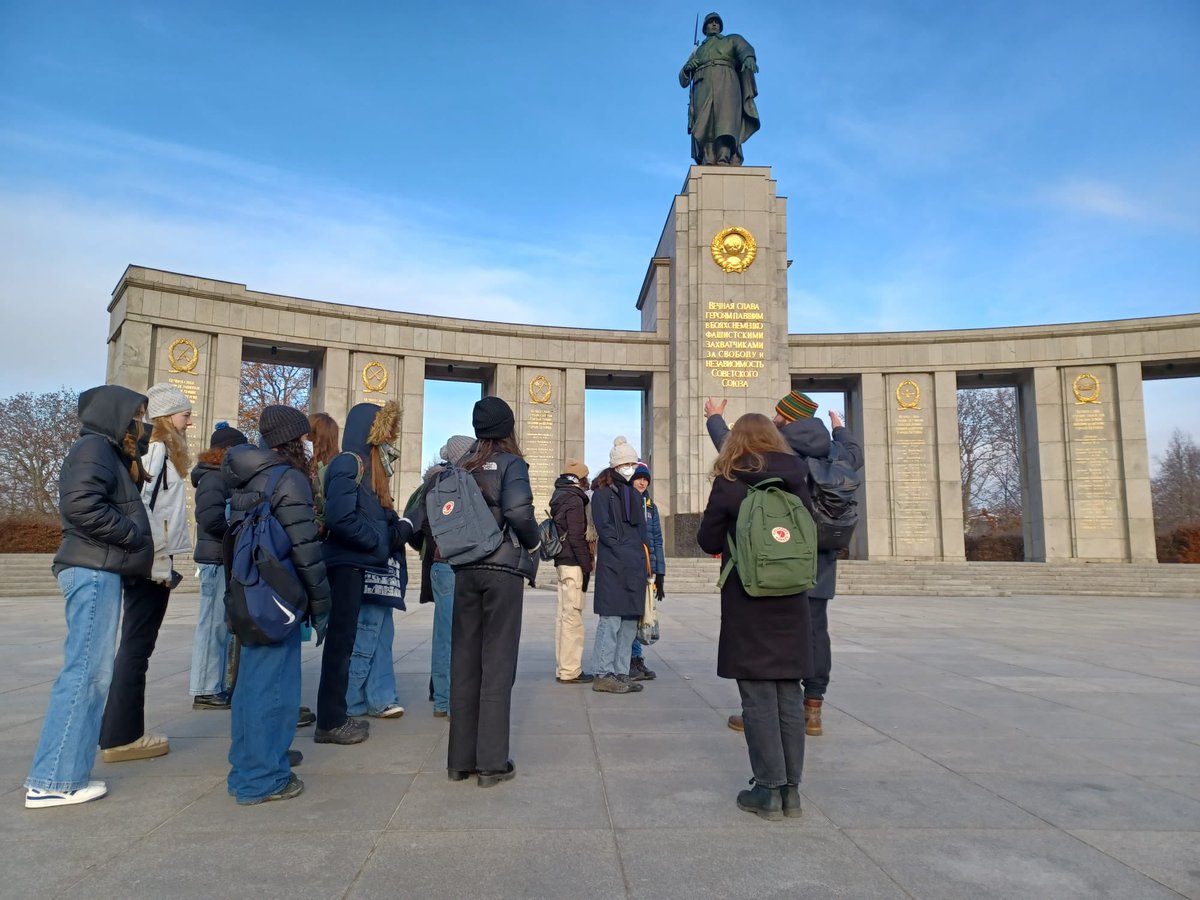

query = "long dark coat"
[591,472,649,618]
[697,452,815,681]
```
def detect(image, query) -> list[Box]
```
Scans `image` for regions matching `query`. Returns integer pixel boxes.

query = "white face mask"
[302,439,313,461]
[616,464,637,480]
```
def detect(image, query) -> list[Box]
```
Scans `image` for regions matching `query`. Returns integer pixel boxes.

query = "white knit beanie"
[146,383,191,419]
[609,436,639,468]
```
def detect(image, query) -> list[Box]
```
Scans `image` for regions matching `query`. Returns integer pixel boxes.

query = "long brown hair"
[149,416,190,477]
[711,413,790,481]
[123,405,147,483]
[368,446,394,510]
[460,435,523,472]
[308,412,340,472]
[275,436,309,474]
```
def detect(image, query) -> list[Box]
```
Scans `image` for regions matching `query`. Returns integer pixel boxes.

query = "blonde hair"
[149,416,190,478]
[711,413,790,481]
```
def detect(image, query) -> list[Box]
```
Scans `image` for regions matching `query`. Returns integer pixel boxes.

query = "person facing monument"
[679,11,760,166]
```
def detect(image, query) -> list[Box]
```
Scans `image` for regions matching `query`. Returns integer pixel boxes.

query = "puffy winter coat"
[190,451,232,565]
[454,451,539,577]
[697,451,815,681]
[591,471,650,618]
[53,385,154,579]
[550,475,591,573]
[223,445,331,620]
[643,494,665,576]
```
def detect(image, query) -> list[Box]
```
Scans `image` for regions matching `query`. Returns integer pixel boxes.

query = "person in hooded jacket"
[344,401,411,721]
[316,401,413,744]
[189,421,249,710]
[446,397,539,788]
[25,385,154,809]
[100,383,194,764]
[628,461,664,681]
[706,391,863,738]
[549,458,593,684]
[590,437,651,695]
[223,404,331,804]
[697,412,816,821]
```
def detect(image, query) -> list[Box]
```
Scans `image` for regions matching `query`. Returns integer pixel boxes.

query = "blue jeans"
[738,679,806,788]
[228,627,300,802]
[190,563,230,696]
[430,562,455,713]
[632,638,643,657]
[592,616,637,677]
[345,602,398,716]
[26,568,122,792]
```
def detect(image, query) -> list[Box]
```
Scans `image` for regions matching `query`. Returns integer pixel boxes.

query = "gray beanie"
[609,435,639,468]
[440,434,475,465]
[146,383,191,419]
[258,404,309,448]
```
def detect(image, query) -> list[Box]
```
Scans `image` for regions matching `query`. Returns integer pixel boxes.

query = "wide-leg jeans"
[737,679,806,788]
[345,602,398,716]
[592,615,637,677]
[26,568,123,792]
[430,562,455,713]
[190,563,230,696]
[228,627,301,802]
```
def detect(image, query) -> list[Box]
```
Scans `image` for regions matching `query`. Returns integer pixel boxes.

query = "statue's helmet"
[703,12,723,32]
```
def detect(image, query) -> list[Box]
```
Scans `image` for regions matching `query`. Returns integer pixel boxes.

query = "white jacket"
[141,441,193,558]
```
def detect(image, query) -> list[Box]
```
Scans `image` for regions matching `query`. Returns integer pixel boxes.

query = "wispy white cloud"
[1041,177,1197,231]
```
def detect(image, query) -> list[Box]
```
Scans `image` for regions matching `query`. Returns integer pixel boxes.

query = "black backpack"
[807,446,862,551]
[537,508,562,561]
[223,465,309,646]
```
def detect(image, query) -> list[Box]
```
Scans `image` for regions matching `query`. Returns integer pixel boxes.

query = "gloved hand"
[151,551,172,586]
[582,571,591,594]
[312,611,330,647]
[655,573,665,601]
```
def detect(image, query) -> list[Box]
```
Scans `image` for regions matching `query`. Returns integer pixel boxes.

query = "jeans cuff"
[24,776,90,792]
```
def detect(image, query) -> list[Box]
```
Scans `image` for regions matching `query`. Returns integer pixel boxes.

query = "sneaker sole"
[101,743,169,763]
[237,780,304,805]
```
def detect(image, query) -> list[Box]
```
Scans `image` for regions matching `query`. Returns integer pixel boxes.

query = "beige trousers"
[555,565,586,680]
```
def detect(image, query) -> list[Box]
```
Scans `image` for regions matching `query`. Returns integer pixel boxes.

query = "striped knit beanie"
[775,390,818,422]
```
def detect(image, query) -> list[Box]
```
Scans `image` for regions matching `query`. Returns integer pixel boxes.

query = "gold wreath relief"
[711,226,757,273]
[1072,372,1101,405]
[528,375,552,405]
[167,338,199,374]
[896,379,922,410]
[361,361,389,393]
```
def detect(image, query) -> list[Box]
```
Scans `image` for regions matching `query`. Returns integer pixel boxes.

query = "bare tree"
[238,363,312,442]
[958,387,1022,529]
[0,388,80,514]
[1152,429,1200,528]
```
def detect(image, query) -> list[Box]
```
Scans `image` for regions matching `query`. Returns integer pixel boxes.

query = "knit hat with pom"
[609,436,639,468]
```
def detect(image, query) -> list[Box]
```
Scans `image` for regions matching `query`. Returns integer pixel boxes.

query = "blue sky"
[1,0,1197,475]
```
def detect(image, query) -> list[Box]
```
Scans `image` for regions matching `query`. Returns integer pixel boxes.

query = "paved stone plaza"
[1,588,1198,899]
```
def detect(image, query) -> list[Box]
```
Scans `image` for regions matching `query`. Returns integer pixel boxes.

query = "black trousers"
[447,568,523,773]
[804,597,831,699]
[100,578,170,749]
[316,565,364,731]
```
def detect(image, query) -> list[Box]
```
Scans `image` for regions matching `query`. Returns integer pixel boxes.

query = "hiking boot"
[629,656,656,681]
[616,674,644,692]
[237,774,304,806]
[433,709,449,718]
[287,749,303,768]
[477,760,516,788]
[297,706,316,728]
[555,673,595,684]
[781,783,802,818]
[313,718,369,744]
[737,781,783,821]
[804,698,823,736]
[101,733,169,763]
[192,692,231,710]
[25,780,107,809]
[727,714,744,732]
[591,674,633,694]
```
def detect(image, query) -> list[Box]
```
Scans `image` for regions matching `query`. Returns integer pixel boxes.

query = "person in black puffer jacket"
[315,401,413,745]
[222,405,331,805]
[25,385,152,810]
[188,422,248,710]
[549,459,592,684]
[446,397,540,788]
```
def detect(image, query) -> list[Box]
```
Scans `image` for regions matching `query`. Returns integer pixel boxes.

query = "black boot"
[736,780,783,821]
[781,783,802,818]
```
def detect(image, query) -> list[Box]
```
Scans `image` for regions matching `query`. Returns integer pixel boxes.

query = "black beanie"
[210,421,248,450]
[258,405,309,448]
[472,396,515,439]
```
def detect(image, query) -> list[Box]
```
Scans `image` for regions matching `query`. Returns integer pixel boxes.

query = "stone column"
[107,319,153,392]
[647,370,674,550]
[516,367,564,516]
[489,364,518,407]
[397,355,426,509]
[934,370,966,560]
[147,326,213,463]
[210,333,243,428]
[563,368,586,466]
[1113,362,1157,562]
[1028,367,1071,561]
[313,348,351,424]
[884,373,942,558]
[859,372,891,558]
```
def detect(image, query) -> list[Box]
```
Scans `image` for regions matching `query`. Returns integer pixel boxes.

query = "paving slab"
[2,588,1198,899]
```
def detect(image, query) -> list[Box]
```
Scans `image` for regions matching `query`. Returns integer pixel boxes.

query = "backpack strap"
[262,464,290,505]
[716,477,786,588]
[335,451,365,486]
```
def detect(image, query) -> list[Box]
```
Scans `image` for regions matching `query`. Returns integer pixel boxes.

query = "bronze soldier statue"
[679,12,760,166]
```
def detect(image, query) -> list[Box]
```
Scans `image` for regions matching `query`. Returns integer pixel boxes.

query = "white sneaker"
[25,780,107,809]
[371,704,405,719]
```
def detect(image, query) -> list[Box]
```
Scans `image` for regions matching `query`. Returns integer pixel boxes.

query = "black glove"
[655,573,665,601]
[312,610,330,647]
[582,571,591,594]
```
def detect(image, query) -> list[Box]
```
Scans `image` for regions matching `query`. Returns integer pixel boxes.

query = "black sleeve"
[501,457,540,550]
[697,478,733,556]
[553,491,591,573]
[194,469,230,542]
[832,426,864,471]
[273,468,331,615]
[706,414,730,451]
[59,437,144,551]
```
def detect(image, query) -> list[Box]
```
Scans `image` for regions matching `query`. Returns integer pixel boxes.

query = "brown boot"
[727,714,744,732]
[804,699,823,736]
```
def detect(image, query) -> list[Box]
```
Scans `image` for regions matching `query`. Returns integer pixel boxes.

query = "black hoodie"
[53,385,153,578]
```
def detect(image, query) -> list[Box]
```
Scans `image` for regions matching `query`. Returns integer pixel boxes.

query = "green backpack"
[718,477,818,597]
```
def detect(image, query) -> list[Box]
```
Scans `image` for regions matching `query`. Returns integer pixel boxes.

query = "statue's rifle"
[693,12,699,46]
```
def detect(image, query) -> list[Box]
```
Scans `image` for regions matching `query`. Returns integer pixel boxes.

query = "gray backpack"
[424,464,504,565]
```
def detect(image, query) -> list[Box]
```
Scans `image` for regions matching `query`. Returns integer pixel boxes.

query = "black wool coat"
[591,472,649,618]
[697,451,815,681]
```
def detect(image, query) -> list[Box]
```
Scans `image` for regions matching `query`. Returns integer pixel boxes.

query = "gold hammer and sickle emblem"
[528,375,552,405]
[167,338,199,373]
[362,361,389,393]
[710,226,757,274]
[896,379,921,410]
[1072,373,1101,405]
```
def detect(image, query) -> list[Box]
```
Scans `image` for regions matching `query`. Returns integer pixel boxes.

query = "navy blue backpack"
[223,465,309,646]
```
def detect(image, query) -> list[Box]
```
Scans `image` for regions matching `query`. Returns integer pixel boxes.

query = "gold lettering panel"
[703,301,765,389]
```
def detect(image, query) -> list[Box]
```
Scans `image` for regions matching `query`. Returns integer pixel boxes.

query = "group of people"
[24,378,859,822]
